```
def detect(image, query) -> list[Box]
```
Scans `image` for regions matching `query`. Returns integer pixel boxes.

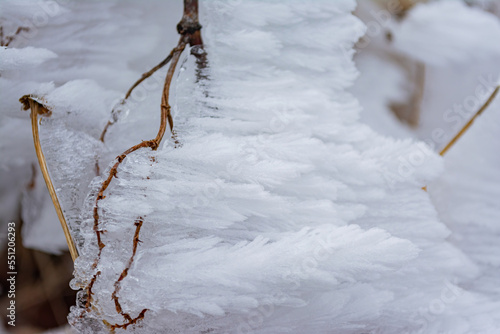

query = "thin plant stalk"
[27,97,79,261]
[422,85,499,192]
[99,52,175,143]
[439,85,499,156]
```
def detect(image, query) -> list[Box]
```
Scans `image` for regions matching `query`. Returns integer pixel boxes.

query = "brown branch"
[110,218,147,328]
[85,271,100,309]
[178,0,203,47]
[98,0,205,146]
[20,95,79,262]
[99,52,175,143]
[390,61,425,128]
[109,309,148,332]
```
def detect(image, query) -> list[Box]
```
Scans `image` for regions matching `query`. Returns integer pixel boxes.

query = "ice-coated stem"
[20,96,79,261]
[99,0,204,145]
[85,1,204,328]
[99,52,175,143]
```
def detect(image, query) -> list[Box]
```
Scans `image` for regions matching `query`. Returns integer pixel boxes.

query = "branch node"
[176,20,202,35]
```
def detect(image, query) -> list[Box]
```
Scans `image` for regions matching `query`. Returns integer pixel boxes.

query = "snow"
[426,87,500,333]
[0,46,57,71]
[391,1,500,65]
[1,0,499,333]
[62,0,484,333]
[352,0,500,333]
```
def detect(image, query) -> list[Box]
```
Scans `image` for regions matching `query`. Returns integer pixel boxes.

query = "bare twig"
[422,85,499,192]
[84,271,100,310]
[99,52,175,143]
[20,95,79,262]
[109,218,147,330]
[107,309,148,332]
[97,0,206,180]
[0,26,30,46]
[440,85,499,156]
[99,1,205,145]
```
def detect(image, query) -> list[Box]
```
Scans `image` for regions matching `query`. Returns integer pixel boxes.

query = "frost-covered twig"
[19,95,79,261]
[87,35,187,307]
[99,0,205,144]
[108,217,146,331]
[440,85,499,156]
[85,0,204,327]
[99,52,175,143]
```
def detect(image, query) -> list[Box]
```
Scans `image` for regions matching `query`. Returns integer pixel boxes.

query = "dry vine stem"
[85,0,205,329]
[99,51,175,143]
[439,85,499,156]
[99,1,204,144]
[422,84,499,191]
[19,95,79,261]
[108,217,146,331]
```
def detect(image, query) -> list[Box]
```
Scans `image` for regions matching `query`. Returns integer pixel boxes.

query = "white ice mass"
[0,0,499,333]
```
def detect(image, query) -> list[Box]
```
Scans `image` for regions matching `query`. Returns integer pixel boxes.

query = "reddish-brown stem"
[109,309,148,332]
[85,1,203,328]
[85,37,187,310]
[110,218,146,326]
[98,0,204,146]
[178,0,204,47]
[99,51,175,143]
[85,271,100,309]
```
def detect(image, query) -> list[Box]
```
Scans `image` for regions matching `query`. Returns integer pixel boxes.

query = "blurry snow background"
[0,0,499,333]
[353,0,500,332]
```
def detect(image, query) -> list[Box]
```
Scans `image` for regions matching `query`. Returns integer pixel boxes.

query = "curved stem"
[86,36,188,311]
[28,98,79,261]
[85,0,202,326]
[99,52,175,143]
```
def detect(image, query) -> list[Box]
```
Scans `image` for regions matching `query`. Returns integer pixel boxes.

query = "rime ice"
[68,1,478,333]
[1,0,499,333]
